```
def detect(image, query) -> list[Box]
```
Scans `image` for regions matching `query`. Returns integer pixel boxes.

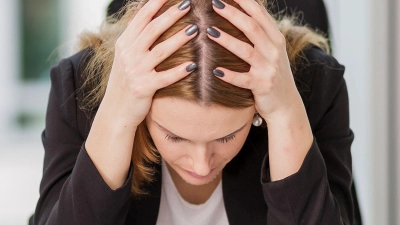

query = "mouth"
[184,167,216,179]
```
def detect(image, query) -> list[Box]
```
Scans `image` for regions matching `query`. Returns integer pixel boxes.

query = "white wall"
[58,0,111,57]
[0,0,20,144]
[0,1,112,224]
[324,0,394,224]
[393,0,400,223]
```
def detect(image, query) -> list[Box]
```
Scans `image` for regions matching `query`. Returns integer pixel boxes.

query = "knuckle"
[147,22,158,35]
[254,5,264,15]
[151,46,164,58]
[269,65,279,75]
[270,49,281,62]
[269,73,277,86]
[276,33,286,46]
[225,8,235,18]
[243,46,255,59]
[245,19,259,33]
[243,77,251,88]
[131,85,145,96]
[115,37,125,50]
[137,8,150,20]
[264,82,273,92]
[261,75,274,92]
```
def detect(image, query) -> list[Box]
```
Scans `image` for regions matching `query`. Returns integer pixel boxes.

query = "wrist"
[100,93,142,128]
[263,94,308,129]
[263,99,313,181]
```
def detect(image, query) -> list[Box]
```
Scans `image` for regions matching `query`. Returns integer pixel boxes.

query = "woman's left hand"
[208,0,314,181]
[208,0,303,124]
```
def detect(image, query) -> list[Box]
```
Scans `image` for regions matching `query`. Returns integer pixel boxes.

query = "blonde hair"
[77,0,329,195]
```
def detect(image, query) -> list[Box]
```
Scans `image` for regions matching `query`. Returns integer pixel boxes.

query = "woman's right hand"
[103,0,198,127]
[85,0,198,190]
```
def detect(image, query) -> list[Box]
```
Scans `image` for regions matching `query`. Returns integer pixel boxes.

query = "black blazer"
[33,46,355,225]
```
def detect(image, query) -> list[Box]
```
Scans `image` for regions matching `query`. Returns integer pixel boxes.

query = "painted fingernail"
[178,0,191,11]
[213,69,224,77]
[186,63,198,72]
[207,27,220,38]
[185,24,198,36]
[212,0,225,9]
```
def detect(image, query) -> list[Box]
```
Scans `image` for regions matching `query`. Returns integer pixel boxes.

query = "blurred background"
[0,0,399,224]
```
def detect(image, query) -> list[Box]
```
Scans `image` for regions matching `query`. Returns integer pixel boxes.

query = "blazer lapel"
[222,127,269,225]
[127,163,162,225]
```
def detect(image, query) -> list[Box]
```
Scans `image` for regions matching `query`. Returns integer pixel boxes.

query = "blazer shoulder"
[296,46,346,99]
[49,47,93,91]
[69,48,94,89]
[295,46,348,126]
[48,47,94,139]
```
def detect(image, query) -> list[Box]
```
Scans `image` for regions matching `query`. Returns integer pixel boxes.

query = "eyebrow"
[153,120,247,142]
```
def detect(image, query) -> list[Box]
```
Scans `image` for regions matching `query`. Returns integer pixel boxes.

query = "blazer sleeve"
[33,57,134,225]
[261,57,355,224]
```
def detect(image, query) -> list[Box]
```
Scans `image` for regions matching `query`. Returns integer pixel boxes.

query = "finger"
[134,0,192,52]
[206,26,265,68]
[211,0,274,50]
[127,1,147,24]
[216,0,284,45]
[119,0,168,44]
[152,62,197,90]
[212,67,253,89]
[143,24,198,69]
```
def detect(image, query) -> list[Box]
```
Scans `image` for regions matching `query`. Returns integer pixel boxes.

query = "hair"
[76,0,329,195]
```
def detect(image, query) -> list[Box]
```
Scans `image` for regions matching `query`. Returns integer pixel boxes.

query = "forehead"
[148,98,255,139]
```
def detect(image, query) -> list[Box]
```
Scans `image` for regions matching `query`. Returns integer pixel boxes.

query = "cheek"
[154,139,187,161]
[217,136,247,160]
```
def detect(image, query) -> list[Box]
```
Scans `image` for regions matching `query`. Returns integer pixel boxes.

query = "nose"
[191,145,213,176]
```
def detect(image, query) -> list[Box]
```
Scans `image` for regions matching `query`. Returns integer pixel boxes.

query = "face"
[146,98,255,186]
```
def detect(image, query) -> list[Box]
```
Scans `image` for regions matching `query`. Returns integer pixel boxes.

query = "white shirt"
[156,159,229,225]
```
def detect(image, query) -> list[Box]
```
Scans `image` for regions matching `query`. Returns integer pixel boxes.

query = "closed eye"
[217,135,235,143]
[165,135,184,143]
[165,134,236,143]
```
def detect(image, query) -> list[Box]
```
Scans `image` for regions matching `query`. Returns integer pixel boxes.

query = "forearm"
[265,98,313,182]
[85,95,137,190]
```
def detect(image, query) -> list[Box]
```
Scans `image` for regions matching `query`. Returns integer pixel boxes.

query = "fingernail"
[207,27,220,38]
[185,24,198,36]
[178,0,191,11]
[212,0,225,9]
[213,69,224,77]
[186,63,198,72]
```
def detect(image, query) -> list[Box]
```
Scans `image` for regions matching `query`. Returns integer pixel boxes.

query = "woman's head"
[77,0,329,195]
[146,97,254,186]
[125,0,256,194]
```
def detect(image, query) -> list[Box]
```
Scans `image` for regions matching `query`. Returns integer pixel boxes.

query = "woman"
[33,0,355,224]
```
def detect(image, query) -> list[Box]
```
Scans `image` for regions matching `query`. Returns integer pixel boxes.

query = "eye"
[217,135,236,143]
[165,135,184,142]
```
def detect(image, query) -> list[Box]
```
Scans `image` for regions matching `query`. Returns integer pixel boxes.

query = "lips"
[185,167,216,178]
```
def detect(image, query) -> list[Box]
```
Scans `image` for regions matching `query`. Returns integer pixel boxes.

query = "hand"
[85,0,198,189]
[208,0,304,124]
[208,0,314,181]
[103,0,198,127]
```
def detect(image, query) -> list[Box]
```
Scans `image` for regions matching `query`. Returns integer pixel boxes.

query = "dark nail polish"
[178,0,191,11]
[185,25,198,36]
[212,0,225,9]
[186,63,198,72]
[207,27,220,38]
[213,69,224,77]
